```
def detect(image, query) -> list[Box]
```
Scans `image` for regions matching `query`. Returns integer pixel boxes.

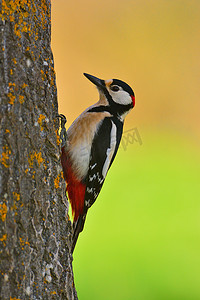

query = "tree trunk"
[0,1,77,299]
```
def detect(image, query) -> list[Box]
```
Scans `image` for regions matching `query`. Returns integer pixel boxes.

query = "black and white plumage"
[61,73,135,253]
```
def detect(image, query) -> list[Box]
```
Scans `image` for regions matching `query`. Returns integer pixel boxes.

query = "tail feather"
[71,214,87,253]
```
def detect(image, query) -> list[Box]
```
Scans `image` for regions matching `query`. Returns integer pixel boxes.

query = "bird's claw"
[57,114,67,147]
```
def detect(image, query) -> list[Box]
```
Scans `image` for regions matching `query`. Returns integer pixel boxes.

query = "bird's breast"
[67,111,111,181]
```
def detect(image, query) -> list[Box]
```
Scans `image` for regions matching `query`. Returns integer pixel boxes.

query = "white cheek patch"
[110,90,132,105]
[102,121,117,178]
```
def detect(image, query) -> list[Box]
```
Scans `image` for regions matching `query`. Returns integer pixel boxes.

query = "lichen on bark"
[0,1,77,299]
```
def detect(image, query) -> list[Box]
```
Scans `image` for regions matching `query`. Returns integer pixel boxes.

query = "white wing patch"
[102,121,117,178]
[89,174,97,182]
[91,163,97,170]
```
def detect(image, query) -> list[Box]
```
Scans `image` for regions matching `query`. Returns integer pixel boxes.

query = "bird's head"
[84,73,135,118]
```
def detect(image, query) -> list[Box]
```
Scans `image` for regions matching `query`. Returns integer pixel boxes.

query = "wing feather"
[84,117,123,210]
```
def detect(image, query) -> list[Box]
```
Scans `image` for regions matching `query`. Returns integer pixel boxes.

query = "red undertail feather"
[61,147,86,222]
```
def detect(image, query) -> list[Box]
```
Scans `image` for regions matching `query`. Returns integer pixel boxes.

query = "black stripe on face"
[88,106,112,114]
[88,103,133,117]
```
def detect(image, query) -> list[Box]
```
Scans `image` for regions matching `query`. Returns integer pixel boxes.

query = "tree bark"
[0,1,77,299]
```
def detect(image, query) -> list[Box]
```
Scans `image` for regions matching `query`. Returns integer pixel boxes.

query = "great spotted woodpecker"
[61,73,135,253]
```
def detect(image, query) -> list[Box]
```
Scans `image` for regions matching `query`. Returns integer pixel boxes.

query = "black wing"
[84,116,123,209]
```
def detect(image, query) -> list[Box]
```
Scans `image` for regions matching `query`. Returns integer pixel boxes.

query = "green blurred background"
[52,1,200,299]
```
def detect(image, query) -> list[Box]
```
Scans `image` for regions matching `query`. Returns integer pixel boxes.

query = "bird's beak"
[83,73,104,90]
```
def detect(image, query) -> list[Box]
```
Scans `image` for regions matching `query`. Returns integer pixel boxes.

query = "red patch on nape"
[61,147,86,222]
[131,95,135,107]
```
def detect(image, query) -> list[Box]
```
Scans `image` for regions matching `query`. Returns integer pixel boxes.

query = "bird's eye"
[110,85,120,92]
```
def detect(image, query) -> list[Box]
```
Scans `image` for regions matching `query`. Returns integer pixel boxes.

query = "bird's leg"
[58,114,67,148]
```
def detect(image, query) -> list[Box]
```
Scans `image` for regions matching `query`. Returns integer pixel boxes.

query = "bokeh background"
[52,1,200,299]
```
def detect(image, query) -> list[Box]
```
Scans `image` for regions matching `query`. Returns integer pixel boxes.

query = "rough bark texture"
[0,1,77,299]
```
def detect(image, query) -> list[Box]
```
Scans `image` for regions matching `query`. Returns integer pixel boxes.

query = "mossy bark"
[0,1,77,299]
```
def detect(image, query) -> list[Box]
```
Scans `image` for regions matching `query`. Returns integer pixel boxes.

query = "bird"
[60,73,135,253]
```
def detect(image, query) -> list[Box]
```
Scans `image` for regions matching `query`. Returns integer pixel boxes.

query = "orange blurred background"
[52,0,200,141]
